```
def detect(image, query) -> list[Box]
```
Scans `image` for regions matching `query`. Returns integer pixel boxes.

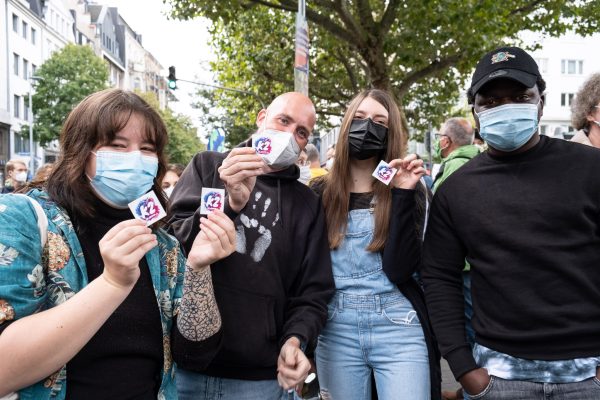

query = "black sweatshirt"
[422,135,600,380]
[167,145,335,380]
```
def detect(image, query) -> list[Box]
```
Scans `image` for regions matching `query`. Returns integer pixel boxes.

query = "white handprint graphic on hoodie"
[236,191,279,262]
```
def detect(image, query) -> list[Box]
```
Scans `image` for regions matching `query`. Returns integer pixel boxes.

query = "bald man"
[432,117,480,191]
[168,93,335,400]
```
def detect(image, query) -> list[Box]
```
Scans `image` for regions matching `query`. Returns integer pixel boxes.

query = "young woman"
[0,89,235,399]
[312,89,440,400]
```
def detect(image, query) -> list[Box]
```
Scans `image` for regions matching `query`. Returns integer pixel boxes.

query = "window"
[534,58,548,74]
[14,135,30,154]
[22,21,28,39]
[12,14,18,33]
[13,53,19,76]
[32,64,37,76]
[561,59,583,75]
[24,100,29,121]
[13,95,20,118]
[23,59,29,79]
[31,28,36,45]
[560,93,575,107]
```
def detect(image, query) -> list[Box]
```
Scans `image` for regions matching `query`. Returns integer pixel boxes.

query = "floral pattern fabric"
[0,189,185,399]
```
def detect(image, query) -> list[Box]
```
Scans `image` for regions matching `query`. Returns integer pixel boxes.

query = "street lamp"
[28,76,42,174]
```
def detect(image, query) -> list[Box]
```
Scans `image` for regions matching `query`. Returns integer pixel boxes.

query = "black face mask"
[348,118,388,160]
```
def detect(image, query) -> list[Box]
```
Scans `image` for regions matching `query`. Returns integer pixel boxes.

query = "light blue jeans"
[176,369,298,400]
[315,208,430,399]
[316,292,430,400]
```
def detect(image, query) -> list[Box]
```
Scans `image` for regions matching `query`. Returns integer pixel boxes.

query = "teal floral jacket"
[0,190,185,400]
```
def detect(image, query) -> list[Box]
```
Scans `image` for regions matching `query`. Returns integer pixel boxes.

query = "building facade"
[526,31,600,140]
[0,0,169,182]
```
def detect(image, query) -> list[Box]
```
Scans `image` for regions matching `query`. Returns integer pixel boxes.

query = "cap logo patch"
[491,51,515,64]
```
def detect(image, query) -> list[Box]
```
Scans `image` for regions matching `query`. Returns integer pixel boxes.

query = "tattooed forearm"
[177,265,222,341]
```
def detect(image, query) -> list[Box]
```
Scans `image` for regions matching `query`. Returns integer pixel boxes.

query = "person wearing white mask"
[168,92,335,400]
[2,159,28,193]
[423,46,600,400]
[162,164,184,198]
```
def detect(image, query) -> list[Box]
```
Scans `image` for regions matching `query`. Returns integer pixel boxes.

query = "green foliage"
[137,92,205,165]
[29,44,109,145]
[164,0,600,140]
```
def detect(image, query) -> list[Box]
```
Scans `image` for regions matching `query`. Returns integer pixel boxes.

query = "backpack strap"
[14,194,48,247]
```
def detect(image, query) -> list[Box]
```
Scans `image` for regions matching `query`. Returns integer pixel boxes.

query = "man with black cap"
[422,46,600,399]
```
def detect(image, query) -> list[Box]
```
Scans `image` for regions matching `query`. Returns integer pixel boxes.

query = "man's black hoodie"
[168,142,335,380]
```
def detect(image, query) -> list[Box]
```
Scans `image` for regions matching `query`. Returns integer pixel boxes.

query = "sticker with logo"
[200,188,225,214]
[128,190,167,226]
[254,136,273,155]
[372,160,397,185]
[491,51,515,64]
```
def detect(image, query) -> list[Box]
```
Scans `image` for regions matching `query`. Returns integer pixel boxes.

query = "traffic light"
[167,66,177,90]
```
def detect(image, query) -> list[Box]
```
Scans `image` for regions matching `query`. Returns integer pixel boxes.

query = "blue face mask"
[89,150,158,208]
[476,102,540,152]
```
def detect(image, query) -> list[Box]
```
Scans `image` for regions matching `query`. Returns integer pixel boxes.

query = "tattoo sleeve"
[177,265,222,341]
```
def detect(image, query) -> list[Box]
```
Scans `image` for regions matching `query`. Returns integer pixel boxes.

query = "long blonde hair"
[321,89,406,251]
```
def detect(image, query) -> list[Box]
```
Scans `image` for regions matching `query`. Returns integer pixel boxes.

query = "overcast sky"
[97,0,214,132]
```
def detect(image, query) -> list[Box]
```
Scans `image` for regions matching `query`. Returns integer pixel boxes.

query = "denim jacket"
[0,190,185,400]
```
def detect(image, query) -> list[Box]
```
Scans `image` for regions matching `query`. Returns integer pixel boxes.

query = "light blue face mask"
[89,150,158,208]
[476,102,540,152]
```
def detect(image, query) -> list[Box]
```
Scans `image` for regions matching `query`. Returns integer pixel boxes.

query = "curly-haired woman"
[571,72,600,148]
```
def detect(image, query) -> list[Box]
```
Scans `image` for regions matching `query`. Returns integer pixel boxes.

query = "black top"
[349,192,374,211]
[167,144,336,380]
[422,135,600,380]
[66,197,163,399]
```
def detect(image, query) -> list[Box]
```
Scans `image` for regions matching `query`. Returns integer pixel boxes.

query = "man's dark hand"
[459,368,491,396]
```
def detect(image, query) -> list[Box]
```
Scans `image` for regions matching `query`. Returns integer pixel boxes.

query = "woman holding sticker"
[0,89,235,399]
[311,89,440,399]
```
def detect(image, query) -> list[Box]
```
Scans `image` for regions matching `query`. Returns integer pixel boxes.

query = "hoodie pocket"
[215,284,279,367]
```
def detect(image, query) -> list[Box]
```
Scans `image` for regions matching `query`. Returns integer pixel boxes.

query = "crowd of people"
[1,45,600,400]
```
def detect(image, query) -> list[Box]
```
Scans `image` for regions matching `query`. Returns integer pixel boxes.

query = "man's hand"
[459,368,491,397]
[218,147,265,212]
[187,211,236,270]
[389,154,425,190]
[277,337,311,390]
[442,388,463,400]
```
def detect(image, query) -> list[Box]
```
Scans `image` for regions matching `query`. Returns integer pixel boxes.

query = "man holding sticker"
[168,92,335,400]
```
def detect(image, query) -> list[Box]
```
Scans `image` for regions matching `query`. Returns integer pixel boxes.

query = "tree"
[164,0,600,144]
[28,44,109,145]
[137,92,205,165]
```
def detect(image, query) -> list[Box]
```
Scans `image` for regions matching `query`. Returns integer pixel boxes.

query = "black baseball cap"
[469,46,542,96]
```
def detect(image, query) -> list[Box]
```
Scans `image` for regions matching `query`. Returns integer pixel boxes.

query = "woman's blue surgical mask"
[476,102,540,152]
[89,150,158,208]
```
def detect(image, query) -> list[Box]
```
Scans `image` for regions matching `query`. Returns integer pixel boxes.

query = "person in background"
[33,163,54,184]
[324,144,335,170]
[570,72,600,148]
[297,149,312,185]
[304,144,328,181]
[2,159,28,194]
[162,163,184,198]
[312,88,440,400]
[431,118,479,191]
[0,89,235,399]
